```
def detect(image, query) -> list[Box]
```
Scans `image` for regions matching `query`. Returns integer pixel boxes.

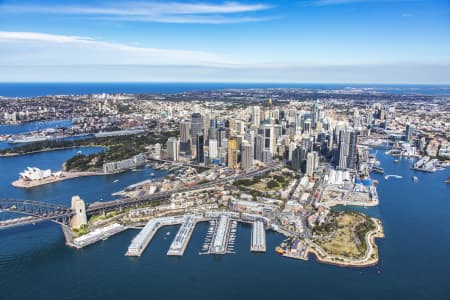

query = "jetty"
[250,220,266,252]
[167,216,198,256]
[209,215,231,254]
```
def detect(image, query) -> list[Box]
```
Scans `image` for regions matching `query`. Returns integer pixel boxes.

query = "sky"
[0,0,449,83]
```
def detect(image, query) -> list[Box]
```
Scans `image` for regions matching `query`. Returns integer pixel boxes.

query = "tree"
[267,180,279,189]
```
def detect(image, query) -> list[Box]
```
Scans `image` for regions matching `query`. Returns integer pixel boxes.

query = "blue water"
[0,119,72,135]
[0,119,74,151]
[0,126,450,299]
[1,82,450,97]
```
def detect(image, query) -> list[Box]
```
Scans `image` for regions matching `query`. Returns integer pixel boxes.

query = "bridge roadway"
[0,199,74,229]
[0,163,280,230]
[147,157,211,169]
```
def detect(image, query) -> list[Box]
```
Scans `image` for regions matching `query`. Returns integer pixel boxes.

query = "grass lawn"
[314,212,369,258]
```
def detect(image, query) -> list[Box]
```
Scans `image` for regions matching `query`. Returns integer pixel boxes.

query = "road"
[86,163,281,214]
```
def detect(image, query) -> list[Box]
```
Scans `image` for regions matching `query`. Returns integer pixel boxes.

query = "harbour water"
[0,122,450,299]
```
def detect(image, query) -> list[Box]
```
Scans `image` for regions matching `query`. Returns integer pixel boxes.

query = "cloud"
[1,31,449,84]
[0,31,235,66]
[0,1,274,24]
[299,0,420,6]
[2,63,449,84]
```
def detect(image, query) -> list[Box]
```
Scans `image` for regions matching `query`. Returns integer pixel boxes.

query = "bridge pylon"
[70,195,87,230]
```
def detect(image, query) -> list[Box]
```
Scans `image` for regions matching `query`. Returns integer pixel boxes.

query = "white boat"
[8,135,51,144]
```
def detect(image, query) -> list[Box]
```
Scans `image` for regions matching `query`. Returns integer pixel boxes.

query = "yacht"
[372,165,385,174]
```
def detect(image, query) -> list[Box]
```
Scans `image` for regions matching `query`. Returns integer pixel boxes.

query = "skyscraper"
[191,113,204,142]
[288,142,297,161]
[244,129,255,157]
[303,119,311,135]
[235,120,245,136]
[167,137,179,161]
[208,127,217,141]
[227,137,239,169]
[196,134,204,163]
[263,124,275,155]
[338,129,350,170]
[240,141,253,170]
[203,113,210,141]
[338,129,357,170]
[208,138,218,160]
[251,106,261,128]
[306,152,315,176]
[180,120,191,153]
[346,130,358,170]
[255,134,264,161]
[311,101,320,129]
[210,112,217,129]
[405,124,413,142]
[292,147,304,171]
[217,127,227,147]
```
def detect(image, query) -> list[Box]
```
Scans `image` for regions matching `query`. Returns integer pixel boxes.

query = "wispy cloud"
[0,31,236,66]
[2,63,449,84]
[299,0,420,6]
[0,1,275,24]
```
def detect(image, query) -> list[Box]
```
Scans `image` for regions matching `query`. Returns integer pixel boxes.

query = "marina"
[228,220,237,254]
[125,216,184,257]
[200,219,216,254]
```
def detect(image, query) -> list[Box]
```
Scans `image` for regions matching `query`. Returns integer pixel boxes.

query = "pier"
[167,216,198,256]
[71,223,126,249]
[210,215,231,254]
[126,216,183,257]
[250,220,266,252]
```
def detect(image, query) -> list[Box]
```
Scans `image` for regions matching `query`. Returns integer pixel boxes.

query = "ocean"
[1,82,450,98]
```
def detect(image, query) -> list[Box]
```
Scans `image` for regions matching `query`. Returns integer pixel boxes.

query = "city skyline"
[0,0,449,83]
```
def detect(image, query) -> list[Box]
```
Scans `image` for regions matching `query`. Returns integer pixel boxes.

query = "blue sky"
[0,0,449,83]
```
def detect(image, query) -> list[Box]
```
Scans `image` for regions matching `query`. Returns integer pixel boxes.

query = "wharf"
[70,223,126,249]
[125,216,184,257]
[209,215,231,254]
[167,216,198,256]
[250,220,266,252]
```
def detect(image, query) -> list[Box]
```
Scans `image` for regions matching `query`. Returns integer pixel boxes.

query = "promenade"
[12,171,104,188]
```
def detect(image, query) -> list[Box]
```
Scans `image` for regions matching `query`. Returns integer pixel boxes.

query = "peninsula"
[2,88,449,268]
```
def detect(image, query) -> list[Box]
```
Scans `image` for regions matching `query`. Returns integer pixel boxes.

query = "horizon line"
[1,81,450,86]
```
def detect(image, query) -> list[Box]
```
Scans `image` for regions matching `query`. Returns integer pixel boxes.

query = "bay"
[0,116,449,300]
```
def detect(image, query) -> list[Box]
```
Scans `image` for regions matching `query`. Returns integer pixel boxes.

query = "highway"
[86,163,280,215]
